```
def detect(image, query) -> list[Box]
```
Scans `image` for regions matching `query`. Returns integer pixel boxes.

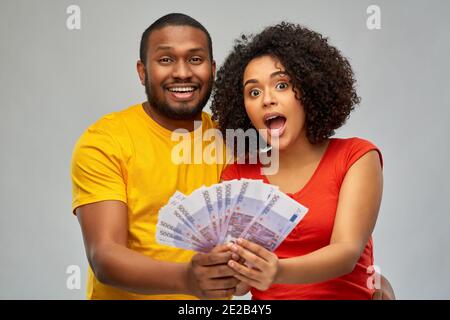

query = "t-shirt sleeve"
[220,163,240,181]
[71,126,127,214]
[344,138,383,172]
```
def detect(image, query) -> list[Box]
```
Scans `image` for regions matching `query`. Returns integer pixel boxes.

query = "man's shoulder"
[74,104,142,153]
[201,111,218,129]
[82,104,140,137]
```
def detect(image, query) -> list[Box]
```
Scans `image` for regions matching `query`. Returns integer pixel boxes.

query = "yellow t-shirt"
[71,104,227,299]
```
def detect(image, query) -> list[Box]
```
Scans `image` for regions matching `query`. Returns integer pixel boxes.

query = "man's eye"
[190,57,203,64]
[159,57,172,63]
[249,89,261,97]
[276,82,289,90]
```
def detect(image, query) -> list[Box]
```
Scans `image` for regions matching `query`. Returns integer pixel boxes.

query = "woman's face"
[243,55,306,151]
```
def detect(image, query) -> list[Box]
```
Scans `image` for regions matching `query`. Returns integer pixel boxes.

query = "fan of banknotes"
[156,179,309,253]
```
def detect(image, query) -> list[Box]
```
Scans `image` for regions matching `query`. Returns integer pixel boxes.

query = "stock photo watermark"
[66,263,382,290]
[171,122,280,175]
[65,5,380,31]
[366,5,381,30]
[66,5,81,30]
[367,265,382,290]
[66,264,81,290]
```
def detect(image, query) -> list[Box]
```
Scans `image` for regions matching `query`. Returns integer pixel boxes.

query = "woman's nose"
[263,89,277,107]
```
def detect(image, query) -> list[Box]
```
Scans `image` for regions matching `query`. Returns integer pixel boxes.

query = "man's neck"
[142,102,202,132]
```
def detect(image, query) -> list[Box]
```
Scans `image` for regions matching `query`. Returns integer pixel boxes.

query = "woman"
[211,22,386,299]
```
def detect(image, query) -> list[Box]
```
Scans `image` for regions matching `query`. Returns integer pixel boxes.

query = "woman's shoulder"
[329,137,383,170]
[331,137,378,149]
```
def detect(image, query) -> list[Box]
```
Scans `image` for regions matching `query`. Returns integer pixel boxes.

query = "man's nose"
[172,61,193,79]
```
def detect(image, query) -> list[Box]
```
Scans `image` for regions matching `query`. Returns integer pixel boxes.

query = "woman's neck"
[277,134,329,171]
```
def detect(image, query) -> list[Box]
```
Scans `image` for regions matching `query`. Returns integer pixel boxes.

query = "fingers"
[231,253,246,265]
[211,243,232,253]
[227,244,246,263]
[207,264,238,278]
[193,251,233,266]
[212,243,245,264]
[198,243,248,265]
[234,281,251,296]
[233,273,261,290]
[228,259,261,282]
[236,238,273,262]
[231,253,240,261]
[189,240,279,298]
[200,276,240,291]
[229,244,266,271]
[230,262,273,292]
[202,287,236,299]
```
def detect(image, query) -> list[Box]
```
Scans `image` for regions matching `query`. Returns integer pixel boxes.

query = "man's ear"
[211,60,216,79]
[137,60,146,85]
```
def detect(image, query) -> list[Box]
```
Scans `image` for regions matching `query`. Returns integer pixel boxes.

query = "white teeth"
[168,87,195,93]
[265,115,283,122]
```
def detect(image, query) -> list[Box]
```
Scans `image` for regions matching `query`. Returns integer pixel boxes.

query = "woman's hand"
[227,238,279,291]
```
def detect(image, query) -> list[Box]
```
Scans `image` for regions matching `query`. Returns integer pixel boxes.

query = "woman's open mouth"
[264,113,287,137]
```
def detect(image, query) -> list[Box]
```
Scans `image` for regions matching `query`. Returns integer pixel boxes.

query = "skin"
[227,55,385,295]
[76,25,239,299]
[137,25,215,132]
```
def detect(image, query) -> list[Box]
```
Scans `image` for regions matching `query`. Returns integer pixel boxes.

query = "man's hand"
[234,281,251,296]
[372,274,396,300]
[185,244,240,299]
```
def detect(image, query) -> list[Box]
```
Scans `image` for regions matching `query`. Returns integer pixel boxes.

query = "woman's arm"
[228,150,383,290]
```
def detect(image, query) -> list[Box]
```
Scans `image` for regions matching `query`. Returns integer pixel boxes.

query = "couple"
[71,13,393,300]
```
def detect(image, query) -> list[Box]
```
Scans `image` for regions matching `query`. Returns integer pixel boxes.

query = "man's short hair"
[139,13,213,65]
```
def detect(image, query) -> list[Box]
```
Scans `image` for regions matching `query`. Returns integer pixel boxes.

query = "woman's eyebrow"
[243,79,258,87]
[270,70,287,78]
[243,70,288,87]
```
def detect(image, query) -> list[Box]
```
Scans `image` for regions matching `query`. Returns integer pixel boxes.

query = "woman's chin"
[258,130,294,152]
[268,138,291,152]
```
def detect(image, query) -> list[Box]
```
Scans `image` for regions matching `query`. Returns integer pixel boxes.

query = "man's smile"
[166,84,199,101]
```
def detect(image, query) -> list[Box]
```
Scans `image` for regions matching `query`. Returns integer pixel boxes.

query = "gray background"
[1,0,449,299]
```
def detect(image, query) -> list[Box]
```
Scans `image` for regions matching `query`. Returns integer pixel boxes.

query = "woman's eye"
[276,82,289,90]
[249,89,261,97]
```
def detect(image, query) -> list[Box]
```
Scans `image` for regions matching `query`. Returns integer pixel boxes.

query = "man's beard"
[144,72,213,120]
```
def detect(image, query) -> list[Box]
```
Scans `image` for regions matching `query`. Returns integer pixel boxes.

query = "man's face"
[143,25,215,120]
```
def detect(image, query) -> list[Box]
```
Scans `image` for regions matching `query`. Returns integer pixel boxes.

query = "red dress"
[221,137,383,299]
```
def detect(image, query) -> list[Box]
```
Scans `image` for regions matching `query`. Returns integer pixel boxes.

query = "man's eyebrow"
[154,46,207,53]
[187,47,207,53]
[155,45,173,52]
[243,70,288,87]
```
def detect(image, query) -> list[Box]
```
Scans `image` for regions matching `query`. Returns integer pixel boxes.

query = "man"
[71,13,240,300]
[72,12,394,300]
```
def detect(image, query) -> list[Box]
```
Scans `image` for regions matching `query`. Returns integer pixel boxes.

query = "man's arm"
[76,200,238,298]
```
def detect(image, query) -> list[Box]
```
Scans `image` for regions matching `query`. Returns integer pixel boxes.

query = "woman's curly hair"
[211,22,360,145]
